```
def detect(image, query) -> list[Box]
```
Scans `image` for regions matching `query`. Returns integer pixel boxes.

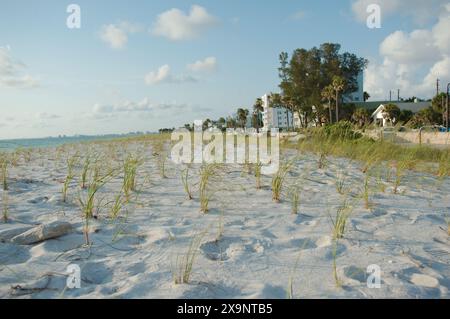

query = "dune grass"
[2,191,8,223]
[110,191,125,220]
[293,126,450,177]
[173,231,206,285]
[392,158,414,194]
[79,166,115,245]
[330,200,353,240]
[62,154,78,203]
[255,162,262,190]
[123,155,141,202]
[288,185,301,215]
[199,164,216,213]
[181,167,193,200]
[1,157,8,191]
[362,172,371,209]
[80,154,92,189]
[271,162,291,203]
[153,141,168,179]
[332,239,343,288]
[335,171,348,195]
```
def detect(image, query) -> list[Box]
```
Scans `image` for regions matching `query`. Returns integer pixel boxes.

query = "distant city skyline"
[0,0,449,139]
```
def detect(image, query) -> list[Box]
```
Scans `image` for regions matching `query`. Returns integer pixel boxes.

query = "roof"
[352,101,431,113]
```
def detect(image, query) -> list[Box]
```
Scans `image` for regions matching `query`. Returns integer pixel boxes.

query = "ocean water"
[0,135,133,151]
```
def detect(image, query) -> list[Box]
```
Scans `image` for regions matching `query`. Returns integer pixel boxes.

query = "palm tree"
[352,108,370,128]
[217,117,226,131]
[237,108,249,129]
[253,98,264,132]
[226,116,236,129]
[332,76,345,122]
[321,85,335,124]
[203,119,212,131]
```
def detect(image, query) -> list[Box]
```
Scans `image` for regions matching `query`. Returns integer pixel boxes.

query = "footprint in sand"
[81,261,112,285]
[200,238,233,261]
[0,243,31,265]
[299,219,318,227]
[201,237,268,261]
[288,238,317,250]
[27,196,49,204]
[343,265,367,283]
[325,243,347,259]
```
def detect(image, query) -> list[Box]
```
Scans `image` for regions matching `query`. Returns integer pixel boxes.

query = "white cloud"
[0,47,39,89]
[365,5,450,100]
[380,30,439,64]
[99,21,141,49]
[352,0,448,25]
[151,5,218,41]
[144,64,171,85]
[187,57,217,73]
[144,64,197,85]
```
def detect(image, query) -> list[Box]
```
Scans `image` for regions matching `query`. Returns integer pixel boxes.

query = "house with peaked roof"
[370,101,430,127]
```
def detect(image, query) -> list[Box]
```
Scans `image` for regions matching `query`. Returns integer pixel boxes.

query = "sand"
[0,141,449,299]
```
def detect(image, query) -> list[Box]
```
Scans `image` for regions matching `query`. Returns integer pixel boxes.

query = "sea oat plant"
[362,172,371,209]
[153,141,168,179]
[2,191,9,223]
[181,167,193,200]
[335,171,348,195]
[79,166,115,245]
[173,231,206,284]
[255,162,262,190]
[288,185,301,215]
[332,239,343,287]
[330,200,353,240]
[80,154,92,189]
[62,154,78,203]
[123,155,141,202]
[1,157,8,191]
[199,164,216,213]
[271,162,291,203]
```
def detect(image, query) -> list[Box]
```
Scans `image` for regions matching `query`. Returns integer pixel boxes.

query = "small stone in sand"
[410,274,439,288]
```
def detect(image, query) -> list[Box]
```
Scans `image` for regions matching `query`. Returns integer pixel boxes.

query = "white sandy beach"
[0,140,449,299]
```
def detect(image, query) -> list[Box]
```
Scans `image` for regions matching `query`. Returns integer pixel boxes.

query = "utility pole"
[397,89,400,101]
[442,94,445,126]
[437,79,440,96]
[389,90,392,102]
[447,83,450,131]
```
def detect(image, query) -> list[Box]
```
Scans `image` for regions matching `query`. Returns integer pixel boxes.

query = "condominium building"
[261,94,294,131]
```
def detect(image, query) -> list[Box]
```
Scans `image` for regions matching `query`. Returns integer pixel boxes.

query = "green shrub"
[322,121,362,140]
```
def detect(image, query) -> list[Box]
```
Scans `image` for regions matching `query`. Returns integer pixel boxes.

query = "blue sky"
[0,0,449,139]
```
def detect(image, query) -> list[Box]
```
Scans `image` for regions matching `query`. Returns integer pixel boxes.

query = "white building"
[371,101,430,127]
[261,94,294,131]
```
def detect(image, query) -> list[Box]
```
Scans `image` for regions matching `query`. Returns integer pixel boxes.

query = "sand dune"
[0,141,449,299]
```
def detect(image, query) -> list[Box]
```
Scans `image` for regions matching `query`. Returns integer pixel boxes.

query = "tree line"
[179,42,448,132]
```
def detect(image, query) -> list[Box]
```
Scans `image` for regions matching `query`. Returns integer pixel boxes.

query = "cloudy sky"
[0,0,449,139]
